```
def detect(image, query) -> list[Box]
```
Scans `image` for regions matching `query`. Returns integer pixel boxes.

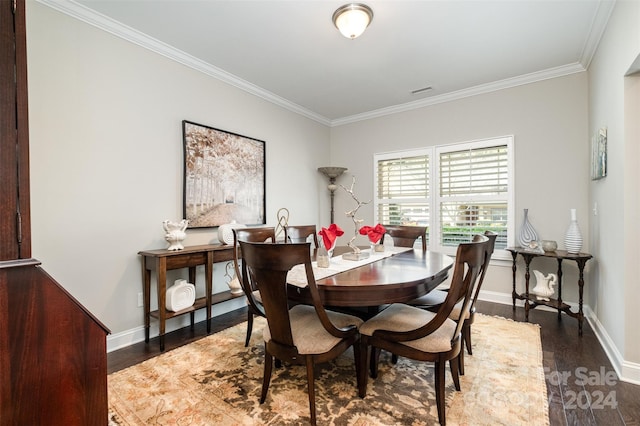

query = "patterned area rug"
[109,314,549,425]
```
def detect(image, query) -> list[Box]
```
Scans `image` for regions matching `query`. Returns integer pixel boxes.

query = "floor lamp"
[318,166,347,223]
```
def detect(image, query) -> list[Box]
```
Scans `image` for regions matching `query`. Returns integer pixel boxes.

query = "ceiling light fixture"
[332,3,373,39]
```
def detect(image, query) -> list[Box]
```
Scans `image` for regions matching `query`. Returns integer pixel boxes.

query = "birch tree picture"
[182,121,265,228]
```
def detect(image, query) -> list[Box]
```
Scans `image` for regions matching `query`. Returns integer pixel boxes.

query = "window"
[374,137,513,257]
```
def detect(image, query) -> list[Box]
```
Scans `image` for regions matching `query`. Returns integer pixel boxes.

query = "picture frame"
[591,127,607,180]
[182,120,265,228]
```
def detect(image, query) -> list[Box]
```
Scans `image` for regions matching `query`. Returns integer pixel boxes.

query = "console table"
[507,247,593,336]
[139,244,240,350]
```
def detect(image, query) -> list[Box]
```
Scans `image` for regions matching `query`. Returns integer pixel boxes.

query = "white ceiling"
[41,0,615,126]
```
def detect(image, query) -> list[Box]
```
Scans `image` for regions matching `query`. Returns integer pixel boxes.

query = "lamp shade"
[332,4,373,39]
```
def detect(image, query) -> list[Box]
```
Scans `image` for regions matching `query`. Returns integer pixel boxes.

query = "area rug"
[108,314,549,425]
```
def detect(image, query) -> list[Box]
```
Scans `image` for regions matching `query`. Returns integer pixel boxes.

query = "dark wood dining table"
[288,247,454,307]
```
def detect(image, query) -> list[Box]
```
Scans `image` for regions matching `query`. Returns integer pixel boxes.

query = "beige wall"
[24,0,640,381]
[26,2,330,344]
[329,74,590,303]
[588,0,640,379]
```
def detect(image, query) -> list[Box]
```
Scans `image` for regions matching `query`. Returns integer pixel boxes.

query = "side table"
[138,244,239,350]
[507,247,593,336]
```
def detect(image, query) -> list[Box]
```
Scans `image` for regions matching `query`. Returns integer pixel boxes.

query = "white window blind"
[374,136,513,254]
[376,154,429,228]
[437,142,509,249]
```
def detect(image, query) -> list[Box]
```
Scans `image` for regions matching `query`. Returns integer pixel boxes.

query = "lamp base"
[342,251,371,261]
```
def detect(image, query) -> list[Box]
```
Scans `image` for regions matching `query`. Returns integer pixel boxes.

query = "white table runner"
[287,246,412,288]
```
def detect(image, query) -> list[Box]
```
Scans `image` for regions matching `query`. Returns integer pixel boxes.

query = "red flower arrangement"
[359,224,386,244]
[318,224,344,250]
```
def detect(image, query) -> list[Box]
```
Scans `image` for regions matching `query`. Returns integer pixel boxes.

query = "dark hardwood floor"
[107,301,640,425]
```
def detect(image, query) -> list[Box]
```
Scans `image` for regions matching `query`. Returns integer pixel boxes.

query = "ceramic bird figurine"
[163,219,188,251]
[531,270,557,301]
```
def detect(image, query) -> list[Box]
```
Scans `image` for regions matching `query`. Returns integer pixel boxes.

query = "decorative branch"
[340,176,371,253]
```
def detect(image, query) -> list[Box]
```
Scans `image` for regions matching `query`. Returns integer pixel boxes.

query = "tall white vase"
[518,208,538,248]
[564,208,583,254]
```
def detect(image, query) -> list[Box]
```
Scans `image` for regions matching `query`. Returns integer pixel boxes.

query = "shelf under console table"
[507,247,593,336]
[138,244,241,350]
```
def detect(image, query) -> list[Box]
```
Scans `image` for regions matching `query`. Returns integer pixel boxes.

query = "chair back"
[284,225,319,248]
[468,231,498,312]
[232,227,276,312]
[381,225,427,251]
[440,234,490,342]
[238,241,353,350]
[234,227,276,244]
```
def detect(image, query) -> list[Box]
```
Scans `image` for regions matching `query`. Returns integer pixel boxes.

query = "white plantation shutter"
[437,141,510,249]
[376,153,430,228]
[375,136,512,254]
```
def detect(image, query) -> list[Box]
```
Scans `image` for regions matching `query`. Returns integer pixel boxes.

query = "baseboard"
[108,289,640,385]
[106,297,245,353]
[584,307,640,386]
[478,289,640,385]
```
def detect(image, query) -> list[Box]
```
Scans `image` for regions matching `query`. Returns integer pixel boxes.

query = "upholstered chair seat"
[239,241,363,426]
[411,290,469,321]
[360,304,456,353]
[407,231,497,376]
[357,235,490,426]
[263,305,363,354]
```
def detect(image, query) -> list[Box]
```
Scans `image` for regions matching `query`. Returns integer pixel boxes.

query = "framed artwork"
[182,120,265,228]
[591,127,607,180]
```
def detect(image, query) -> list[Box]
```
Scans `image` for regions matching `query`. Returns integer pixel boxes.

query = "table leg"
[206,251,213,334]
[576,258,588,336]
[523,255,532,321]
[511,251,518,310]
[189,266,196,331]
[556,259,564,321]
[157,257,167,351]
[142,257,151,343]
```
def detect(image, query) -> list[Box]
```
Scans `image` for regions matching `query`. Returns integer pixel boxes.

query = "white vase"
[518,209,538,248]
[165,279,196,312]
[564,209,583,254]
[217,221,246,245]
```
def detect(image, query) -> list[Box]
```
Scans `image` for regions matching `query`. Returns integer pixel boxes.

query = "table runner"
[287,246,411,288]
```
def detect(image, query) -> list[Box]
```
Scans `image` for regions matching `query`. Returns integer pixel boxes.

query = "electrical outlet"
[137,292,143,307]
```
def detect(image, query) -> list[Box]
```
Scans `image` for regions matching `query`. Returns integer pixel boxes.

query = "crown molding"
[579,0,616,70]
[37,0,613,129]
[331,62,586,126]
[36,0,332,127]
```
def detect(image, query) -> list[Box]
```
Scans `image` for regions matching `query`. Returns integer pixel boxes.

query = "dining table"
[287,246,454,308]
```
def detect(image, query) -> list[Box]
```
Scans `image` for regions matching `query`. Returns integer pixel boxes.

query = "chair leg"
[245,312,254,347]
[260,351,273,404]
[391,353,398,364]
[353,342,363,397]
[305,357,317,426]
[369,347,381,379]
[434,360,446,425]
[450,357,461,391]
[463,323,472,355]
[358,340,369,398]
[458,347,465,376]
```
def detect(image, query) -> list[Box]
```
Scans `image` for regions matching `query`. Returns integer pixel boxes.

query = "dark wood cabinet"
[0,260,110,425]
[0,0,31,261]
[0,2,110,424]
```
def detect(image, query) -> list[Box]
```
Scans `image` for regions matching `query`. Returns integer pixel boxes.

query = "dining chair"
[239,240,363,426]
[381,225,427,251]
[357,234,489,426]
[284,224,319,248]
[232,227,276,347]
[407,231,497,374]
